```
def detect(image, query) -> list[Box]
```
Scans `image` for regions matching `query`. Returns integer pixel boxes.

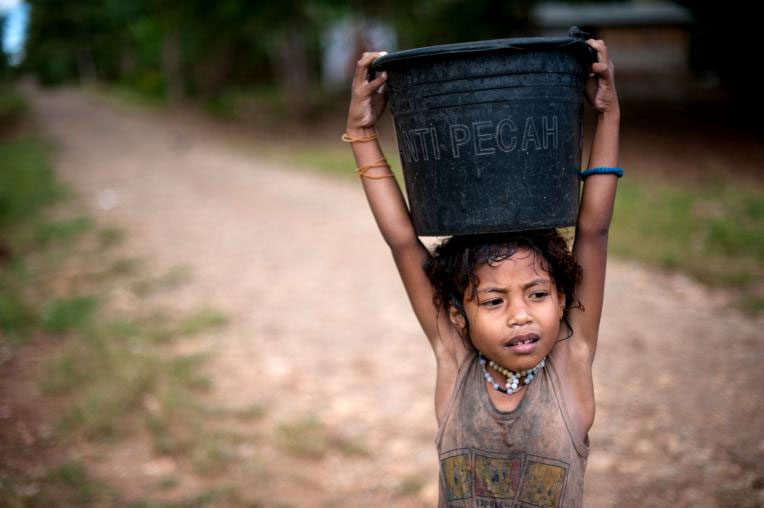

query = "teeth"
[510,337,535,346]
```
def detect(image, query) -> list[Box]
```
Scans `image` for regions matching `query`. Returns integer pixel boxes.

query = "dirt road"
[26,88,763,507]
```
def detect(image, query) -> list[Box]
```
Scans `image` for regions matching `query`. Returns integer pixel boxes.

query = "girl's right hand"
[346,51,389,134]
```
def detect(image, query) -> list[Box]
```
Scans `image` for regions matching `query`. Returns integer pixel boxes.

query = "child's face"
[455,247,565,372]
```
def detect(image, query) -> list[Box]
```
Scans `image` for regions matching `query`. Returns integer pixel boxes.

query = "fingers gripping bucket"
[372,28,596,236]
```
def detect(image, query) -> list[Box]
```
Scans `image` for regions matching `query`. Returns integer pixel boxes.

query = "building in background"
[322,17,397,93]
[531,1,693,101]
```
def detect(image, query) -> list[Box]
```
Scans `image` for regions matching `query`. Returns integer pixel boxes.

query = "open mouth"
[504,333,540,348]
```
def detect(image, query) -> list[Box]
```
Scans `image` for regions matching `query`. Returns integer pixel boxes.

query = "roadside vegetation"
[610,174,763,313]
[0,88,242,506]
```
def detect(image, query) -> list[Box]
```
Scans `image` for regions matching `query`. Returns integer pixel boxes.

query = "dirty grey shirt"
[435,350,589,508]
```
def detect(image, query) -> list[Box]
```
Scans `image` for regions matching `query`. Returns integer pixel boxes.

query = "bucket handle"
[568,26,598,63]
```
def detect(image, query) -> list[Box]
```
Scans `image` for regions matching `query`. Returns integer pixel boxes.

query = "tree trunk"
[196,43,234,100]
[269,29,314,118]
[162,30,184,104]
[75,46,97,84]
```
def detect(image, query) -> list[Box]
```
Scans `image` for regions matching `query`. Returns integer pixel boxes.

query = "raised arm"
[569,39,620,359]
[346,52,455,355]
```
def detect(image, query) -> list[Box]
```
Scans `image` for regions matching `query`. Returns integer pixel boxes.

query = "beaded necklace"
[478,352,546,395]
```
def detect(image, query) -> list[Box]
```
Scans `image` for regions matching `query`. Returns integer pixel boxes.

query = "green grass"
[276,414,369,460]
[41,295,99,332]
[0,135,73,340]
[0,283,37,336]
[204,85,289,123]
[0,86,28,131]
[230,402,267,421]
[28,215,93,248]
[130,265,192,297]
[41,310,224,442]
[610,176,763,311]
[0,461,121,507]
[0,124,253,505]
[0,464,246,508]
[393,473,427,498]
[91,82,167,112]
[0,136,66,233]
[174,307,228,335]
[266,142,404,182]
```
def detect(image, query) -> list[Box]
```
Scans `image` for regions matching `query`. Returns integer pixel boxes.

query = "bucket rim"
[372,30,596,70]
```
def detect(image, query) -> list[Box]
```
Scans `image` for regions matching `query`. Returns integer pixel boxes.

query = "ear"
[557,291,566,319]
[448,304,466,333]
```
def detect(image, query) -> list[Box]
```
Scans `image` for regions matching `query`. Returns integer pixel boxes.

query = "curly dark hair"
[424,229,582,343]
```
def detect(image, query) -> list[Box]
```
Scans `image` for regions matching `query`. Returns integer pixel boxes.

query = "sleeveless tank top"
[435,350,589,508]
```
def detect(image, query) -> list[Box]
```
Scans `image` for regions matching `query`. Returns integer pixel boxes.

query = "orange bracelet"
[356,158,395,179]
[341,131,378,143]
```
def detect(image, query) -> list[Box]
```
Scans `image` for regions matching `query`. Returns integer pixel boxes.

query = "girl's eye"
[529,291,549,300]
[481,298,503,307]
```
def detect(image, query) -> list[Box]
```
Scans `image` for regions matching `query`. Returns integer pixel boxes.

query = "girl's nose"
[507,306,531,327]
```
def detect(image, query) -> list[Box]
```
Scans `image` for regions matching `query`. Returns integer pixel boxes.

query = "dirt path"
[25,88,764,507]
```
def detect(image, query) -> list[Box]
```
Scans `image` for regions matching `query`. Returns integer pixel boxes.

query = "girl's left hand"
[585,39,619,114]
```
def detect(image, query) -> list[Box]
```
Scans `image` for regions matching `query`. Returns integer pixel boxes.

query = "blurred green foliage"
[0,14,8,79]
[20,0,535,116]
[0,86,28,132]
[22,1,316,101]
[0,133,80,338]
[17,1,762,121]
[0,461,120,506]
[0,135,63,231]
[41,295,99,332]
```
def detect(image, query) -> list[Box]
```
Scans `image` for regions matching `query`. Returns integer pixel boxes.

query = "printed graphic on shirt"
[441,450,473,501]
[439,449,569,507]
[517,458,567,508]
[474,451,523,499]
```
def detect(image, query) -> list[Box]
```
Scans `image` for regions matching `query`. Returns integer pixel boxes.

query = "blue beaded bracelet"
[580,167,624,178]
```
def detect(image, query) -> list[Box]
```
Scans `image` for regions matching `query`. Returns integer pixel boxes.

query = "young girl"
[345,39,619,507]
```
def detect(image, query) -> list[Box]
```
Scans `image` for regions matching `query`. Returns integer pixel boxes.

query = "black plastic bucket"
[372,27,596,236]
